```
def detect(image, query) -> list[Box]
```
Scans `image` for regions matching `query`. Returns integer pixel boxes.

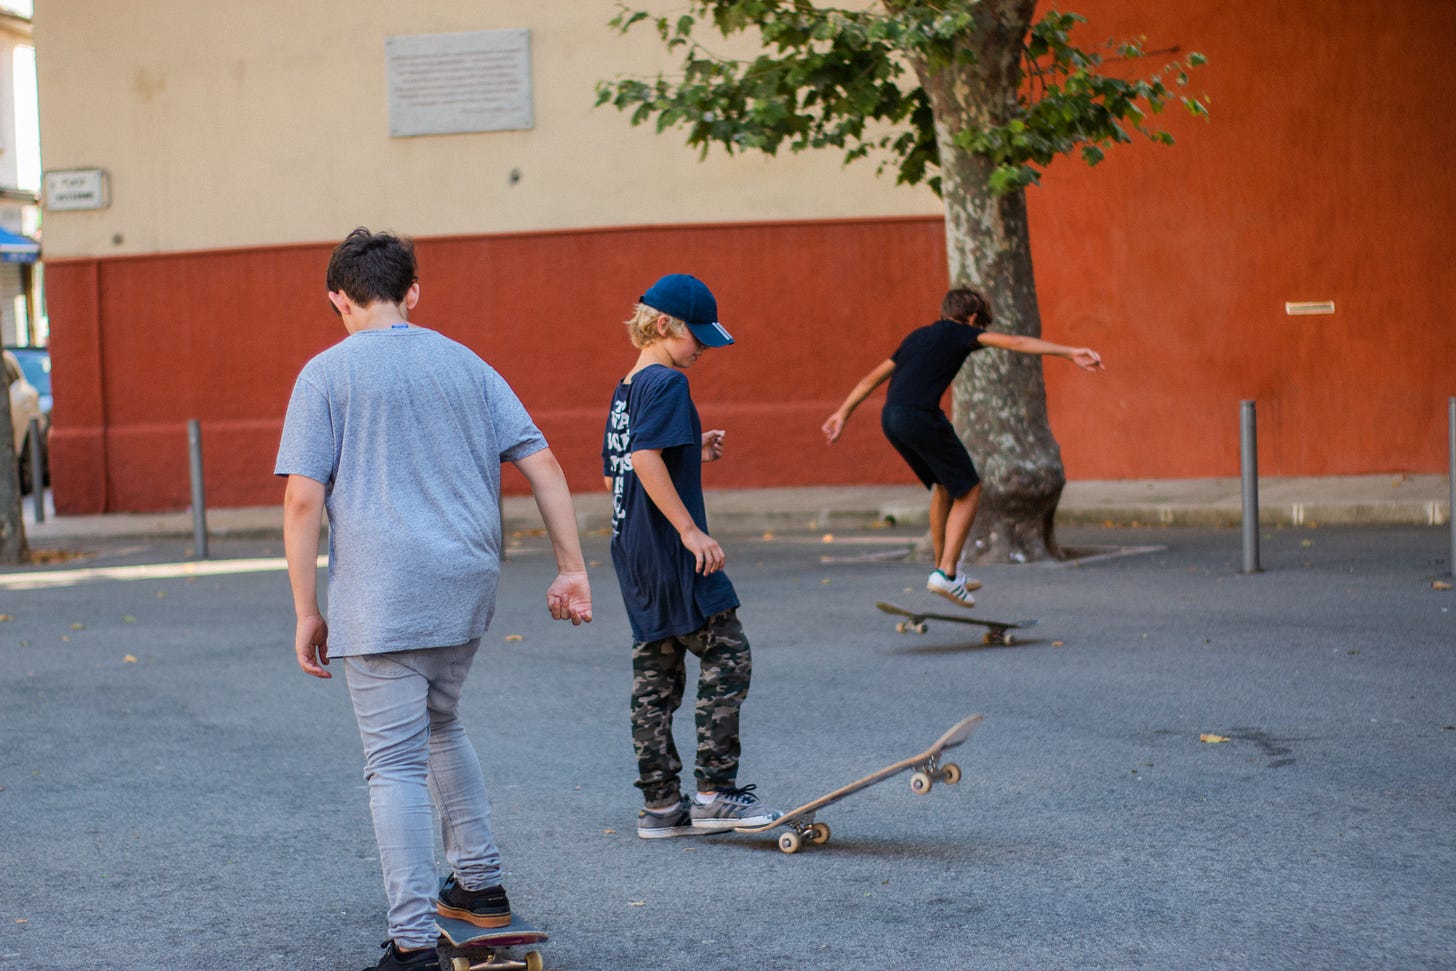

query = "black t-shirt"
[885,319,986,411]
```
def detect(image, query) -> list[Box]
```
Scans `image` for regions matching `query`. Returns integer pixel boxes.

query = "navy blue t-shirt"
[602,364,739,643]
[885,319,987,412]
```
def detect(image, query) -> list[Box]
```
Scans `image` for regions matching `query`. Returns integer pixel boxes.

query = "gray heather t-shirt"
[275,325,547,656]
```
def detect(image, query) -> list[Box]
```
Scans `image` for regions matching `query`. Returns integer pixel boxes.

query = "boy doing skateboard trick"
[601,273,781,839]
[278,228,593,971]
[823,287,1104,606]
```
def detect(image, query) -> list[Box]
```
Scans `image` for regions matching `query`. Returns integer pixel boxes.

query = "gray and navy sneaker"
[436,874,511,928]
[690,785,782,830]
[637,795,700,839]
[927,569,981,608]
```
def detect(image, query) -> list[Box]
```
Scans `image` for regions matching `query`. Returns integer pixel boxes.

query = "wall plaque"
[386,29,533,137]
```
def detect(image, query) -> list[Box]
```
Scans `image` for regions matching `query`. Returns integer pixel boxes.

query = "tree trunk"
[907,0,1065,563]
[0,366,28,564]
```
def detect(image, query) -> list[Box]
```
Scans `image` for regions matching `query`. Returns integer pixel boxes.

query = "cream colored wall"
[33,0,939,259]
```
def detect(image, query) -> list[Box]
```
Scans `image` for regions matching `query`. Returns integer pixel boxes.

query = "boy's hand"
[295,614,331,679]
[701,429,726,463]
[546,571,594,625]
[1070,348,1104,371]
[822,414,845,444]
[680,525,726,575]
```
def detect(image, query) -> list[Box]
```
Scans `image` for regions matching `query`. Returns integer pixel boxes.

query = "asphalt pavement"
[0,492,1453,970]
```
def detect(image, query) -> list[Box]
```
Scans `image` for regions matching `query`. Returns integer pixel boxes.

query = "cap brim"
[687,320,734,347]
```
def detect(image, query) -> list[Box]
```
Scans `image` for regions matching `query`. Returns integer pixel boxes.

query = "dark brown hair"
[326,227,417,307]
[941,287,994,326]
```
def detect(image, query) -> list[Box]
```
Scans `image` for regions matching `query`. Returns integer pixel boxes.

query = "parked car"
[6,345,51,417]
[4,348,47,492]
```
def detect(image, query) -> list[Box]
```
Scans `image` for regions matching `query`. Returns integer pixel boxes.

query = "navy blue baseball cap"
[640,274,734,347]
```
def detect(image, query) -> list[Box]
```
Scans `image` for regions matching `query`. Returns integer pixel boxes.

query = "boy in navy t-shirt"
[602,273,781,838]
[823,287,1104,606]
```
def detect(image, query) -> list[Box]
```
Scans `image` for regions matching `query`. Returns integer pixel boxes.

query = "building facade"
[32,0,1456,513]
[0,4,39,347]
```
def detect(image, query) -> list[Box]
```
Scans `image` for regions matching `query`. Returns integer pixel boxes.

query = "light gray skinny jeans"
[344,640,503,950]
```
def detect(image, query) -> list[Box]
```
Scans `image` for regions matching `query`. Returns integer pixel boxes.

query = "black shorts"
[880,404,980,497]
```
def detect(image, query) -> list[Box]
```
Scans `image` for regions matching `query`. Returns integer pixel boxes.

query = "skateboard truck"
[448,953,542,971]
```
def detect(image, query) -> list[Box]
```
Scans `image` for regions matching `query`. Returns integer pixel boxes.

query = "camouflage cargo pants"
[630,609,751,806]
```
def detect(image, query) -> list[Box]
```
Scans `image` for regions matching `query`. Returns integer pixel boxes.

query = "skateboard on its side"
[733,713,984,854]
[876,601,1038,646]
[437,912,548,971]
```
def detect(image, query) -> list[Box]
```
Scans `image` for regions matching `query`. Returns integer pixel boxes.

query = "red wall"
[43,0,1456,514]
[46,220,957,513]
[1028,0,1456,482]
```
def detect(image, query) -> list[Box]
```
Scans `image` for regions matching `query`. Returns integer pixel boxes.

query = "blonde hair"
[624,302,688,349]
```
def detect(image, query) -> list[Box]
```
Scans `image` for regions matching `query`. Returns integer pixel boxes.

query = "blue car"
[5,345,49,491]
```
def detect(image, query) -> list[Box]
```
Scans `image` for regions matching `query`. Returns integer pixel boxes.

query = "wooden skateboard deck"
[734,713,984,853]
[876,601,1038,646]
[437,912,548,971]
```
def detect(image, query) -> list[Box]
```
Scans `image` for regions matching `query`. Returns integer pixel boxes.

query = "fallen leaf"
[70,623,85,631]
[504,634,524,642]
[1051,640,1065,648]
[123,615,137,623]
[761,531,776,541]
[0,614,11,622]
[1433,580,1452,591]
[1200,733,1230,744]
[602,829,616,835]
[821,534,835,544]
[123,655,138,664]
[629,900,646,907]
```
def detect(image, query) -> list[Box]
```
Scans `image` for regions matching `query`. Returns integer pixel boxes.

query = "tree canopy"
[597,1,1207,196]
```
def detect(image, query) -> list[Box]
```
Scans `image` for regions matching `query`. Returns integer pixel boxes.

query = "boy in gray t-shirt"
[277,227,592,971]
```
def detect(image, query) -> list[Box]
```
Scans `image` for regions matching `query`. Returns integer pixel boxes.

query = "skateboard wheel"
[779,831,802,854]
[1003,633,1015,646]
[525,951,544,971]
[913,622,927,634]
[940,762,962,785]
[451,958,471,971]
[808,822,831,844]
[895,621,909,633]
[910,771,933,795]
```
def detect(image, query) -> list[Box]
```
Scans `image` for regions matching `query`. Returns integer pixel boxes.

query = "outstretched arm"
[823,358,896,444]
[977,332,1104,371]
[283,474,331,679]
[513,447,593,625]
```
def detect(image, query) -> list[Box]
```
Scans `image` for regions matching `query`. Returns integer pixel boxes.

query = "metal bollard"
[1240,400,1260,574]
[187,419,209,559]
[26,417,43,523]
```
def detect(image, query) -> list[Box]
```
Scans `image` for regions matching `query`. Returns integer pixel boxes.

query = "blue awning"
[0,226,39,263]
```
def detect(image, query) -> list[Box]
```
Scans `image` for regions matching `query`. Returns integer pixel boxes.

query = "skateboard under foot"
[437,912,548,971]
